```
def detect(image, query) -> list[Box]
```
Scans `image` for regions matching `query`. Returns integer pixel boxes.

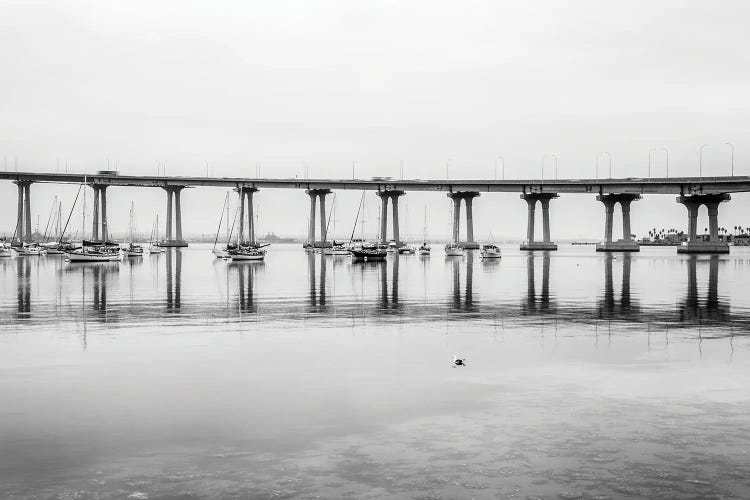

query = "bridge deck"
[1,171,749,194]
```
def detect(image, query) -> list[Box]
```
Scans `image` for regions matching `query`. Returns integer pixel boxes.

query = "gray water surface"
[1,244,749,499]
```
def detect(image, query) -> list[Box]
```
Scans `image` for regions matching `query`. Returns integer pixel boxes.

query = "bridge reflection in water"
[0,249,746,335]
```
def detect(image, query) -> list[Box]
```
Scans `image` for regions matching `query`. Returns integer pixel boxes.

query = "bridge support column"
[677,194,730,254]
[92,187,100,241]
[160,186,188,247]
[235,187,259,246]
[307,191,317,247]
[520,192,558,251]
[376,190,405,246]
[13,181,33,244]
[447,191,480,249]
[24,184,31,242]
[596,194,640,252]
[100,186,108,243]
[305,189,331,248]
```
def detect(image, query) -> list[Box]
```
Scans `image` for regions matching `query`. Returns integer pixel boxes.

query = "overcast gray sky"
[1,0,749,240]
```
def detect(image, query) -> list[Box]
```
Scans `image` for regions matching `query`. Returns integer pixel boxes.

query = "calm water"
[1,244,750,499]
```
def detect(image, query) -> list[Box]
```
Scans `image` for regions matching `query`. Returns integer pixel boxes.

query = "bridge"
[2,170,748,253]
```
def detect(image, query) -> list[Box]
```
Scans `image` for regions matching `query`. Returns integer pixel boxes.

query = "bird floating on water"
[452,356,467,368]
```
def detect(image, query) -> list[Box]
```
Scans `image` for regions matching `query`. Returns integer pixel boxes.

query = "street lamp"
[446,158,452,180]
[542,154,558,180]
[650,148,669,179]
[352,160,356,180]
[596,152,611,179]
[699,144,709,179]
[726,142,734,176]
[495,156,504,180]
[400,159,404,180]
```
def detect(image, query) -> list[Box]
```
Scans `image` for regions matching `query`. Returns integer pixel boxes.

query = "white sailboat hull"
[12,247,47,256]
[65,251,122,262]
[230,252,265,261]
[480,250,502,258]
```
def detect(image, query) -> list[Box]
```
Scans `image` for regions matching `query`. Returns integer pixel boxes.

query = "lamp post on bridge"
[446,158,452,180]
[699,144,709,180]
[596,152,612,179]
[541,154,557,181]
[648,148,669,179]
[495,156,504,180]
[726,142,734,176]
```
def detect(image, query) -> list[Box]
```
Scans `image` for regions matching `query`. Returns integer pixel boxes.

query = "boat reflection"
[17,258,31,317]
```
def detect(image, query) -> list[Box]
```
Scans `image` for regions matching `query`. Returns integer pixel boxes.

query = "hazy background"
[1,0,749,241]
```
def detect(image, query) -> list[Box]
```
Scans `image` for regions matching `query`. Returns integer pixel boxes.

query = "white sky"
[1,0,749,240]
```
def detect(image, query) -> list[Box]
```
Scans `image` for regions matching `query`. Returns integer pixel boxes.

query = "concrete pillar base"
[157,240,189,248]
[596,240,640,252]
[520,241,558,251]
[457,242,480,250]
[676,241,730,254]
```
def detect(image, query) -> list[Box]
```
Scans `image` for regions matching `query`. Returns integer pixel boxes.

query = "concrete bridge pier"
[13,181,33,243]
[447,192,480,249]
[596,193,641,252]
[377,190,405,245]
[90,185,109,242]
[520,193,558,251]
[235,187,259,246]
[676,194,731,254]
[305,188,332,249]
[160,186,188,247]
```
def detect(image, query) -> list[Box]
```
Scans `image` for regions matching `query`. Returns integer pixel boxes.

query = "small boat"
[324,241,350,255]
[147,215,165,254]
[123,202,144,257]
[12,243,47,256]
[229,245,266,261]
[212,192,231,259]
[0,242,13,257]
[444,242,465,257]
[386,240,399,253]
[419,206,431,255]
[398,245,416,254]
[480,243,502,259]
[65,241,122,262]
[41,242,65,254]
[124,243,144,257]
[350,246,387,262]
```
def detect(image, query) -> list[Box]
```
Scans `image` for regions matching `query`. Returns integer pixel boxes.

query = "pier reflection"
[64,262,119,318]
[597,254,639,319]
[679,255,729,323]
[523,253,554,314]
[380,254,400,310]
[230,260,262,313]
[448,253,476,312]
[165,249,181,312]
[307,252,327,310]
[16,258,31,317]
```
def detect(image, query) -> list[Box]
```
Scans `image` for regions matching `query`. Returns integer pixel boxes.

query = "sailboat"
[228,190,267,261]
[148,215,166,254]
[323,195,349,255]
[419,205,431,255]
[10,197,46,256]
[124,202,144,257]
[397,203,416,254]
[65,180,122,262]
[212,192,230,258]
[444,199,464,257]
[0,237,11,257]
[348,192,387,262]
